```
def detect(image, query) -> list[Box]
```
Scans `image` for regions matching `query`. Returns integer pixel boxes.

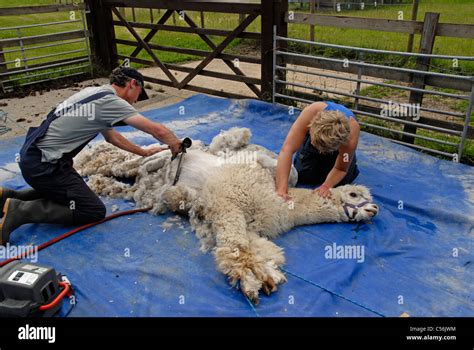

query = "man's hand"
[140,146,168,157]
[314,184,331,198]
[169,141,182,158]
[124,115,182,156]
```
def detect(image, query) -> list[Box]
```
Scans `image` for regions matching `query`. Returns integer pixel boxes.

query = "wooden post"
[261,0,288,102]
[85,0,118,73]
[150,8,154,23]
[402,12,440,144]
[310,0,316,41]
[132,7,136,22]
[200,11,205,28]
[261,0,274,102]
[406,0,419,52]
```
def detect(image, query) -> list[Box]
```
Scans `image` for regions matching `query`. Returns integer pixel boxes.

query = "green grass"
[114,11,247,66]
[287,0,474,74]
[0,1,90,87]
[358,114,474,164]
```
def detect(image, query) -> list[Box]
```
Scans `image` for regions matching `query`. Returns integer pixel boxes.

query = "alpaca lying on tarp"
[76,127,378,304]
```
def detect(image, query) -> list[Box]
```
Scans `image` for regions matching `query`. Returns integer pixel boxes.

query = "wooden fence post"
[406,0,419,52]
[261,0,288,102]
[85,0,118,74]
[402,12,440,144]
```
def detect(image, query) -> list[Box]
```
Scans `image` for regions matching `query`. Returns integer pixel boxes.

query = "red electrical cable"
[0,206,151,268]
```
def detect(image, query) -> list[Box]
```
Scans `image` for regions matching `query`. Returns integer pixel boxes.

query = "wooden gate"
[85,0,288,101]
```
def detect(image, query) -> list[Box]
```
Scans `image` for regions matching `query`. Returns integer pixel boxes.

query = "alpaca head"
[333,185,379,222]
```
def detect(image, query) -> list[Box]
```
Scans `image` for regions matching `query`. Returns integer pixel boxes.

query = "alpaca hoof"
[261,281,271,296]
[262,262,287,288]
[245,291,259,305]
[262,277,277,295]
[240,268,262,305]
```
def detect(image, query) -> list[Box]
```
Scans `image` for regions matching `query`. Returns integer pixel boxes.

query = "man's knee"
[89,202,107,221]
[74,201,106,225]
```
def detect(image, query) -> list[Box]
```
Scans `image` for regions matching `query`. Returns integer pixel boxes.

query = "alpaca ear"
[330,188,344,204]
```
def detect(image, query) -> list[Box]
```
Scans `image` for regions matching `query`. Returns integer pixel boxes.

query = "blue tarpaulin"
[0,94,472,317]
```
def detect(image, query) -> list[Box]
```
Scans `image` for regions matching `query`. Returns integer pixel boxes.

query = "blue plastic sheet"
[0,94,472,317]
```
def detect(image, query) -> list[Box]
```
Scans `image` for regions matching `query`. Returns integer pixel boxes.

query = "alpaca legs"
[246,232,287,296]
[211,208,287,304]
[211,209,263,303]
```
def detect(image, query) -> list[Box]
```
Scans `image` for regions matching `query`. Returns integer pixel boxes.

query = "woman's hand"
[314,184,331,198]
[276,190,292,202]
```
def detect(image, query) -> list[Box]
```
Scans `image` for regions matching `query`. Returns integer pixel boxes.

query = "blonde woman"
[276,101,360,200]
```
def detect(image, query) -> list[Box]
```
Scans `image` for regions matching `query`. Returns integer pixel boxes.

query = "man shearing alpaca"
[0,66,182,245]
[276,101,360,200]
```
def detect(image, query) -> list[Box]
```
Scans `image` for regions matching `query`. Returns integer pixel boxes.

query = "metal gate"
[0,3,93,93]
[272,29,474,161]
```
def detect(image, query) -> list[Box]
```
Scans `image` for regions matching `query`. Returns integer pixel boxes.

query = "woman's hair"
[309,110,351,153]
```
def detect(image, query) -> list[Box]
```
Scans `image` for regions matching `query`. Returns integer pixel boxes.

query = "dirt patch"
[0,78,109,139]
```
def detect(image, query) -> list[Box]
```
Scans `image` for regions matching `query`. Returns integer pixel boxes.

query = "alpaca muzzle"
[343,201,378,221]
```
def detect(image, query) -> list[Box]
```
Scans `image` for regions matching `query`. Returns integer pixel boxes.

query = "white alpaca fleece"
[75,127,378,304]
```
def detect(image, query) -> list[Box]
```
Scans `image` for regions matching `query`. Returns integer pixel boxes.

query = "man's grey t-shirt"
[35,85,137,163]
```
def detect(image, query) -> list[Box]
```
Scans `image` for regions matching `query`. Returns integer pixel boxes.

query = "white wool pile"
[75,142,143,178]
[207,127,251,155]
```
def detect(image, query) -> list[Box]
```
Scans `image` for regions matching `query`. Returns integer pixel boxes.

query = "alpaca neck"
[287,188,346,226]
